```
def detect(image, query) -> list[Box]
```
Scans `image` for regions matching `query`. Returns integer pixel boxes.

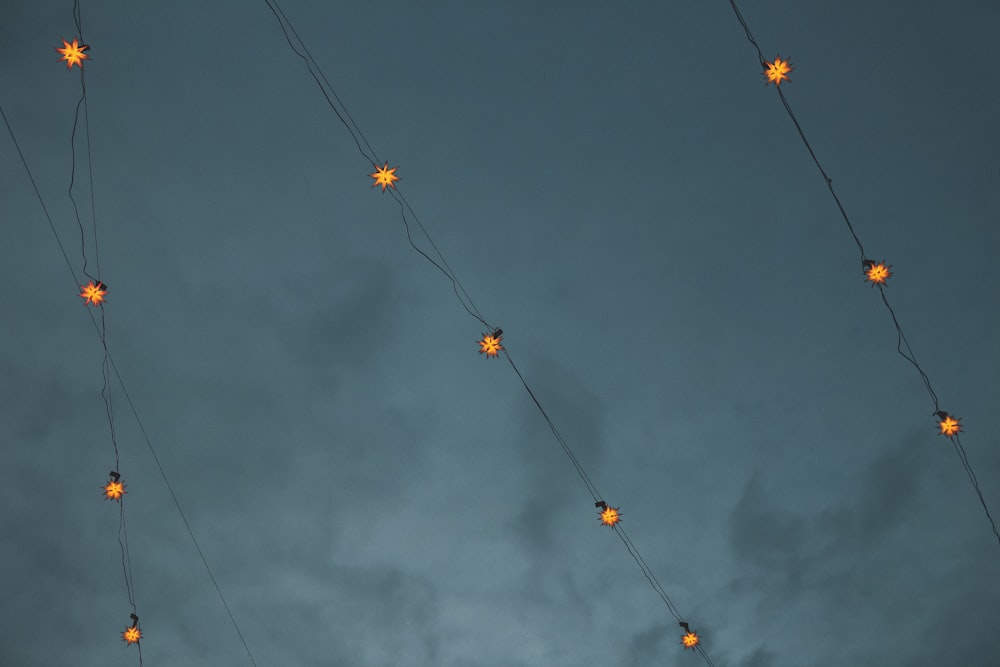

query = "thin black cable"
[82,74,102,279]
[393,190,490,326]
[727,0,763,64]
[95,307,138,615]
[503,351,714,664]
[72,0,83,35]
[388,188,491,328]
[264,0,381,165]
[621,527,685,618]
[0,102,80,285]
[261,0,375,164]
[502,349,601,503]
[951,435,1000,547]
[775,87,865,260]
[68,0,102,280]
[119,498,137,609]
[68,87,97,281]
[69,0,91,281]
[64,3,139,645]
[96,309,138,615]
[876,285,939,410]
[72,0,100,283]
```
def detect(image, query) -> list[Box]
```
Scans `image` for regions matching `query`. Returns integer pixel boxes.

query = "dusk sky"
[2,1,998,665]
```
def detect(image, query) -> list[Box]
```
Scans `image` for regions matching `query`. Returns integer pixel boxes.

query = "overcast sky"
[2,1,999,665]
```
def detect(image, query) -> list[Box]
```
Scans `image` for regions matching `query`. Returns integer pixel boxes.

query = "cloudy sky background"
[2,1,998,665]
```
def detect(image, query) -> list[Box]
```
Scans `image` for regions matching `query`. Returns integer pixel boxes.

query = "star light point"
[56,38,90,69]
[369,162,399,191]
[763,55,792,86]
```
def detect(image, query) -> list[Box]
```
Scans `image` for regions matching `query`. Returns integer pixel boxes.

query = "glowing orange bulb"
[56,38,90,69]
[599,505,621,527]
[369,162,399,191]
[122,625,141,645]
[79,280,107,306]
[681,630,700,649]
[763,55,792,86]
[477,332,503,358]
[103,480,126,501]
[863,260,892,286]
[938,414,962,437]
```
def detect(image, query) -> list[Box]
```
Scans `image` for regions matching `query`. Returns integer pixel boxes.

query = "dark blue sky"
[2,1,998,665]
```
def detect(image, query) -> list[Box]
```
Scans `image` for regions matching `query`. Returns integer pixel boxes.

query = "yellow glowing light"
[477,332,503,358]
[103,480,126,501]
[938,414,962,437]
[79,280,107,306]
[599,505,621,527]
[763,55,792,86]
[864,260,892,286]
[681,631,701,650]
[122,625,141,645]
[56,38,89,69]
[369,162,399,191]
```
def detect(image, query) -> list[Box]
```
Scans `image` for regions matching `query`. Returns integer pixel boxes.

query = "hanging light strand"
[725,0,999,550]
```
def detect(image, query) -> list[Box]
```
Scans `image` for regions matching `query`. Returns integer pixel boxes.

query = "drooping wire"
[1,66,258,667]
[502,349,601,503]
[262,0,491,330]
[874,286,939,410]
[67,4,101,284]
[262,0,376,165]
[261,3,714,663]
[614,525,683,622]
[725,0,999,550]
[387,187,492,328]
[951,434,1000,546]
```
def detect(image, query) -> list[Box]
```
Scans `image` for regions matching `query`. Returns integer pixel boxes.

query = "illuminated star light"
[122,614,141,645]
[596,501,621,527]
[56,38,90,69]
[103,479,126,501]
[936,412,962,437]
[369,162,399,191]
[122,625,141,645]
[477,331,503,358]
[863,259,892,286]
[681,630,701,650]
[79,280,108,306]
[763,55,793,86]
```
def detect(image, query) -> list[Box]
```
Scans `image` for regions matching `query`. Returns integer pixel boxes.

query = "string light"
[477,330,503,358]
[102,471,126,501]
[726,0,999,550]
[55,37,89,69]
